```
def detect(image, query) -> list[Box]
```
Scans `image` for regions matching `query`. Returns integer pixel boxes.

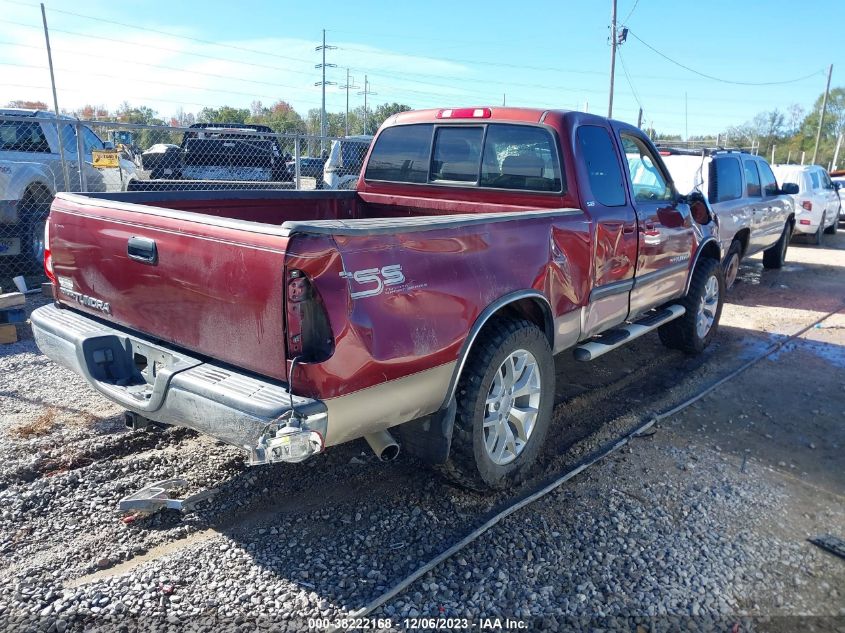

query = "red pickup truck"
[32,107,724,490]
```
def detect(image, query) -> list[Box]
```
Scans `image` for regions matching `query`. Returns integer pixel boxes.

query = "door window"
[620,134,672,202]
[743,160,761,197]
[577,125,626,206]
[757,161,779,197]
[809,170,821,190]
[81,126,104,154]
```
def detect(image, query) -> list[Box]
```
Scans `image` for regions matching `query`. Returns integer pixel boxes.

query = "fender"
[439,289,553,411]
[684,236,721,295]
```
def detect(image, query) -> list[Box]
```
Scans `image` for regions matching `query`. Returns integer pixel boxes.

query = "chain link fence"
[0,112,372,288]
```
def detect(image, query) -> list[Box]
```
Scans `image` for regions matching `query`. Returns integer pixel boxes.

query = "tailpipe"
[364,430,400,462]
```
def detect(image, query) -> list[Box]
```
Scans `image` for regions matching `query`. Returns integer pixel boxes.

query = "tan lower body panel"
[322,361,457,446]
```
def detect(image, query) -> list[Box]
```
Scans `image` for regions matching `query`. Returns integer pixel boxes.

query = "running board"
[573,305,686,362]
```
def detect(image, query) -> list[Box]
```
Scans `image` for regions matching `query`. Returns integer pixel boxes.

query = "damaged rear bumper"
[30,303,327,464]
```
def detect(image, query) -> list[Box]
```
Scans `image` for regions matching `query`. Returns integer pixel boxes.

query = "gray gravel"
[2,249,845,632]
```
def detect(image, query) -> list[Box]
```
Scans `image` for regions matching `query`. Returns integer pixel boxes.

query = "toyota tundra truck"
[31,107,724,490]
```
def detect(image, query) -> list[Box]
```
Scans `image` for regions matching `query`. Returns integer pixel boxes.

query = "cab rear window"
[365,122,563,193]
[0,121,50,153]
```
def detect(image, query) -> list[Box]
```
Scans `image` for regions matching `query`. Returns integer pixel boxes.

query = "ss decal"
[339,264,406,299]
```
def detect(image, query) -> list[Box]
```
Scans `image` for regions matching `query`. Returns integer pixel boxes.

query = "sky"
[0,0,842,136]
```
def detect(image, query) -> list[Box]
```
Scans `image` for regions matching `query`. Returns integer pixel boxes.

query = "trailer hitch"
[118,478,217,515]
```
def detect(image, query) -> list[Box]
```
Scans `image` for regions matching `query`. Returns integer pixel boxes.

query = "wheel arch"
[439,290,553,410]
[685,237,721,296]
[731,228,751,257]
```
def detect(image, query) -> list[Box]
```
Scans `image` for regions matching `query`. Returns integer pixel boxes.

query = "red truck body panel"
[44,107,716,445]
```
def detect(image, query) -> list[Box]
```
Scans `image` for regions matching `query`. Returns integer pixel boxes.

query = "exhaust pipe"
[364,430,400,461]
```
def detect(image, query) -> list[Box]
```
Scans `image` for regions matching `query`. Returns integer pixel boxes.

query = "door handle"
[127,236,158,264]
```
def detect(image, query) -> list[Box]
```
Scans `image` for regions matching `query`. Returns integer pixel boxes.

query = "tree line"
[6,89,844,168]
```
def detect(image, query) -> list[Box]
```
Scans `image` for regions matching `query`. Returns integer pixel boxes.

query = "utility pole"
[40,3,68,191]
[637,107,643,128]
[315,29,337,151]
[832,133,843,171]
[358,76,377,135]
[685,92,688,141]
[812,64,833,165]
[607,0,617,117]
[339,68,359,137]
[502,94,506,106]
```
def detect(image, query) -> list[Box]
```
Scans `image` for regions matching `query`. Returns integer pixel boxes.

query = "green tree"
[196,106,250,124]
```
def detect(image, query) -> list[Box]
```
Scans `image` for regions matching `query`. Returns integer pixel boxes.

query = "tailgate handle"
[127,236,158,264]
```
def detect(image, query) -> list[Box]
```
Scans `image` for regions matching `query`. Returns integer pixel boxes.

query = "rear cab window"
[365,122,563,193]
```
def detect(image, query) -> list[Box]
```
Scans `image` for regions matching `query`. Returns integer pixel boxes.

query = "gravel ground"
[1,233,844,632]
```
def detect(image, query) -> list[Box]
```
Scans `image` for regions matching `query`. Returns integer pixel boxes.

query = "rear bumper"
[30,304,328,451]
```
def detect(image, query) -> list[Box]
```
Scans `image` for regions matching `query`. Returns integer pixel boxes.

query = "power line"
[621,0,640,24]
[617,50,643,112]
[628,29,825,86]
[0,0,321,68]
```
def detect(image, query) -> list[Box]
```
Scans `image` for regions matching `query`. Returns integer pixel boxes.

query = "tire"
[658,257,724,355]
[436,318,555,490]
[723,240,742,290]
[812,212,825,245]
[18,191,52,276]
[762,221,792,269]
[824,209,838,235]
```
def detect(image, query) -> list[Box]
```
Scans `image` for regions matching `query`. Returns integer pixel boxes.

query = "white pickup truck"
[660,148,795,289]
[0,109,137,273]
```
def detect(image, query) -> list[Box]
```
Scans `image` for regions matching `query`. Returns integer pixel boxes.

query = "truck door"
[616,129,696,316]
[575,124,639,337]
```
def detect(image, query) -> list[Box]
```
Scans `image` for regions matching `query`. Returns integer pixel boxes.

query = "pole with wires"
[315,29,337,152]
[812,64,833,165]
[607,0,617,118]
[340,69,358,137]
[40,3,69,191]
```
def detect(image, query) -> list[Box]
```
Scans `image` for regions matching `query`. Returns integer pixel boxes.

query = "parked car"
[0,109,137,273]
[323,135,373,190]
[33,107,726,490]
[830,171,845,221]
[143,123,287,182]
[282,156,325,186]
[661,148,795,289]
[772,164,840,243]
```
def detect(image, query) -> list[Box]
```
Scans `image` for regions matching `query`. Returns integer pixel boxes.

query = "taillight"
[801,200,812,211]
[43,221,56,284]
[436,107,492,119]
[285,269,333,361]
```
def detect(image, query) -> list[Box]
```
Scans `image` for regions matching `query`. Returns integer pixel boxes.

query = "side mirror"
[781,182,799,195]
[680,190,714,225]
[658,206,686,229]
[103,141,115,150]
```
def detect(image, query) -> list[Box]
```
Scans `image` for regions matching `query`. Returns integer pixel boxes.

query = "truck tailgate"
[47,193,291,381]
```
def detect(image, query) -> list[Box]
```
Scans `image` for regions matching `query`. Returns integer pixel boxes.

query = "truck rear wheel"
[436,318,554,490]
[762,221,792,269]
[723,240,742,290]
[658,257,724,355]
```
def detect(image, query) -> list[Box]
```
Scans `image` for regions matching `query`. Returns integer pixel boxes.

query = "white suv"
[771,164,840,243]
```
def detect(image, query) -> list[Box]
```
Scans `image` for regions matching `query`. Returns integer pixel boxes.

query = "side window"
[620,133,672,202]
[809,170,821,190]
[743,160,761,197]
[712,157,742,202]
[81,126,104,154]
[757,161,779,197]
[59,124,78,157]
[479,124,562,192]
[576,125,625,206]
[431,126,483,183]
[0,122,50,153]
[364,124,432,183]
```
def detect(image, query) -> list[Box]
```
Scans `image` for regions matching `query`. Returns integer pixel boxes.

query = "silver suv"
[661,148,794,288]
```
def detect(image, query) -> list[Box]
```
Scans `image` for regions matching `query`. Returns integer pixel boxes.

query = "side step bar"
[574,305,686,362]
